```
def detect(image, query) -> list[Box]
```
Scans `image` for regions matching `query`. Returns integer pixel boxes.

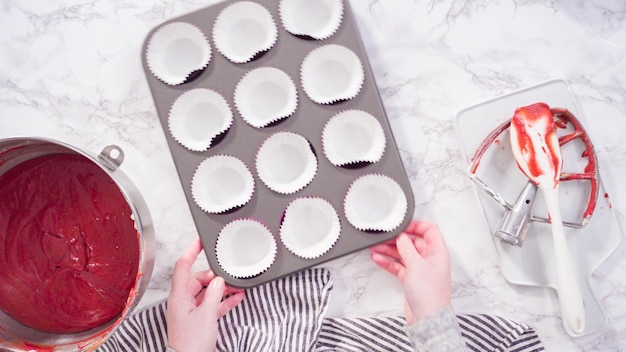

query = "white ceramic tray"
[454,79,621,337]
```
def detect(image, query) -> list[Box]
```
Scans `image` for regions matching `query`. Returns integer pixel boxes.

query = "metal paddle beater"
[467,107,599,247]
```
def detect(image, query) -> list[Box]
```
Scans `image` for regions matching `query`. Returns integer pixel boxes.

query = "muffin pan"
[142,0,415,287]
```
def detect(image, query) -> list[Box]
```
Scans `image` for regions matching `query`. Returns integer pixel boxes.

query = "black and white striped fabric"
[315,316,415,351]
[215,269,333,351]
[98,268,544,352]
[99,268,332,352]
[457,315,544,352]
[315,315,544,352]
[97,301,168,351]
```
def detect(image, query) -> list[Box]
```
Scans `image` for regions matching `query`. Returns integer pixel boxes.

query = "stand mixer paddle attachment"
[468,107,599,246]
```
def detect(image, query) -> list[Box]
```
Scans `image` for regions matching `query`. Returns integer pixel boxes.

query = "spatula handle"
[543,188,586,335]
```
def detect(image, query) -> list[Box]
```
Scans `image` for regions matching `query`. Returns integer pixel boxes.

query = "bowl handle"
[98,145,125,171]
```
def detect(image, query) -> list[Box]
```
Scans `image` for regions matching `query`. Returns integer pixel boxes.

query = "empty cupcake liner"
[344,174,408,232]
[215,218,277,278]
[234,67,298,128]
[191,155,255,214]
[280,197,341,259]
[213,1,278,63]
[278,0,344,40]
[168,88,233,151]
[146,22,212,85]
[322,109,387,166]
[301,44,364,104]
[256,132,318,194]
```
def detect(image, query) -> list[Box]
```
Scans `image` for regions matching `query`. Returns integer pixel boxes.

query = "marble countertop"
[1,0,625,350]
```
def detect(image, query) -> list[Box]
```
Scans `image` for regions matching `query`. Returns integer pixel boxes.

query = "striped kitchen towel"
[98,268,544,352]
[98,268,332,352]
[215,269,332,351]
[314,315,544,352]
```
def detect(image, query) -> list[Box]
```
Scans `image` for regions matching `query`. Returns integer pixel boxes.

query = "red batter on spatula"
[510,102,562,189]
[509,102,586,336]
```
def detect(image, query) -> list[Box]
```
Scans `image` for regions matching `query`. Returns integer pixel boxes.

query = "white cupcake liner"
[278,0,344,40]
[191,155,255,214]
[280,197,341,259]
[213,1,278,63]
[301,44,364,104]
[322,109,386,166]
[215,218,277,278]
[234,67,298,128]
[146,22,212,85]
[256,132,318,194]
[344,174,408,232]
[168,88,233,151]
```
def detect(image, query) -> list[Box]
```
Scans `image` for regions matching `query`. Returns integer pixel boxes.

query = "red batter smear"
[469,106,598,223]
[510,102,561,187]
[552,108,598,220]
[0,153,139,333]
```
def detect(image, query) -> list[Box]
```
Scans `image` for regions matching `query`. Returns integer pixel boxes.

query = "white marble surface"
[1,0,625,350]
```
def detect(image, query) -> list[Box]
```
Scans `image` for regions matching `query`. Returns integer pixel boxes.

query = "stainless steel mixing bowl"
[0,137,155,351]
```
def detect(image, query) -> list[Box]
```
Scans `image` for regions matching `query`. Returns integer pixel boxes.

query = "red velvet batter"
[0,153,140,333]
[470,106,599,223]
[510,102,561,186]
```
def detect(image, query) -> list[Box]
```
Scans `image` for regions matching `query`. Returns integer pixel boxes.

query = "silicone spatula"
[509,102,585,335]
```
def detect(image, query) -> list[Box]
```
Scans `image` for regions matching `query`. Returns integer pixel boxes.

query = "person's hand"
[369,221,452,324]
[166,238,245,352]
